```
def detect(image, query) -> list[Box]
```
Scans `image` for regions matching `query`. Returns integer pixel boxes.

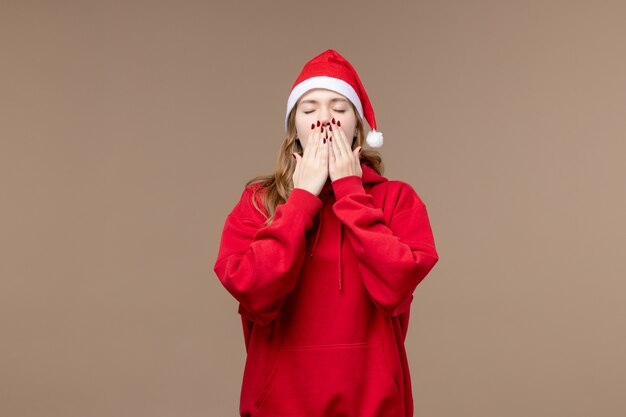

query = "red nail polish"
[317,120,320,127]
[332,118,336,124]
[323,138,326,144]
[329,136,332,142]
[329,125,332,131]
[337,120,341,127]
[311,123,315,129]
[321,126,324,132]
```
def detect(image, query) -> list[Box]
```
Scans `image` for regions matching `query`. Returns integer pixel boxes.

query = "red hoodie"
[214,163,439,417]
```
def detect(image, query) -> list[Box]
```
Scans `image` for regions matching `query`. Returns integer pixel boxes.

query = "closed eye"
[304,109,346,114]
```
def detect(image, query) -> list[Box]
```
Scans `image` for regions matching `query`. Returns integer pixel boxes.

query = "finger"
[331,122,347,158]
[353,146,361,171]
[326,124,337,157]
[293,153,302,170]
[305,122,321,162]
[302,123,316,159]
[301,134,311,161]
[320,131,329,168]
[315,122,325,159]
[293,153,301,180]
[316,123,326,167]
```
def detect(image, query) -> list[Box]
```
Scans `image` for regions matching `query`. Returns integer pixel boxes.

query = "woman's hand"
[328,119,362,182]
[292,122,329,196]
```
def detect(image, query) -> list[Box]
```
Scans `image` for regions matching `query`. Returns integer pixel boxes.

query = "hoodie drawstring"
[338,222,342,290]
[307,165,383,291]
[309,204,343,291]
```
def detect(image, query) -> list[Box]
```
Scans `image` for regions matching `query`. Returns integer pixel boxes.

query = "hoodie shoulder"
[360,164,427,213]
[381,179,428,215]
[231,182,269,221]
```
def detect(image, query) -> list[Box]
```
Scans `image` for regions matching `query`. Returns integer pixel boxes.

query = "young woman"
[214,49,439,417]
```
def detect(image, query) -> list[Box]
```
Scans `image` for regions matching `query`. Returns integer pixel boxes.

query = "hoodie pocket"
[254,342,401,417]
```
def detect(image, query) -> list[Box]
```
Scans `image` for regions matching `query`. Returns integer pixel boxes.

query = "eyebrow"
[299,98,349,105]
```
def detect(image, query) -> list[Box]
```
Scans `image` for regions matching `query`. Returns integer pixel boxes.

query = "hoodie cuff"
[332,175,365,200]
[288,187,323,219]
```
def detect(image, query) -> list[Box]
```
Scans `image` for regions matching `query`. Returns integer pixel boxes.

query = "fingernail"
[317,120,320,127]
[323,138,326,144]
[329,136,332,142]
[329,125,332,131]
[311,123,315,130]
[321,126,324,132]
[337,120,341,127]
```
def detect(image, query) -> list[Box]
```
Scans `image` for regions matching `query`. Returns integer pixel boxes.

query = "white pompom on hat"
[285,49,383,148]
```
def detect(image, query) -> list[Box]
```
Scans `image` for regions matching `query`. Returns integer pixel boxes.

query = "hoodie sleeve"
[213,185,323,326]
[332,175,439,317]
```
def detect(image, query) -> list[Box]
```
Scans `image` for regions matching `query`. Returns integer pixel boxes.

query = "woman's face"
[294,88,358,151]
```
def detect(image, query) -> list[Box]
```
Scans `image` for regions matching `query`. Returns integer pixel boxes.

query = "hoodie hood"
[309,163,388,290]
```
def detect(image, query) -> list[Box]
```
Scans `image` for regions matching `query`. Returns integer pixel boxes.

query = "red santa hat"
[285,49,383,148]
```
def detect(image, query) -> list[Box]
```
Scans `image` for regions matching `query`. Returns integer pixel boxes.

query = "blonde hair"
[245,101,384,226]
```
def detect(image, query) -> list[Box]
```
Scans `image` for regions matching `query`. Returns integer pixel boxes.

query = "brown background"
[1,1,625,416]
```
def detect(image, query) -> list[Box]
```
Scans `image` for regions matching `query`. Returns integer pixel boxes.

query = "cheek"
[338,116,357,136]
[296,117,314,134]
[298,137,307,150]
[343,122,357,139]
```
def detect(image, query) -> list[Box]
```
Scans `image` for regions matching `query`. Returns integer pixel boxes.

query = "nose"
[319,107,332,126]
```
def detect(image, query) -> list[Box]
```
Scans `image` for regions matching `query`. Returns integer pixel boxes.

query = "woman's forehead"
[299,88,348,103]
